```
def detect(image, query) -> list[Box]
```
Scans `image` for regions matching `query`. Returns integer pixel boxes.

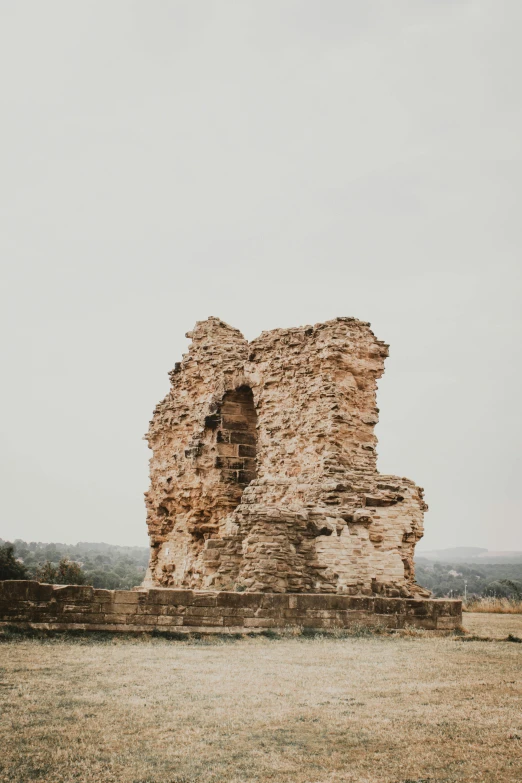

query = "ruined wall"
[0,581,461,633]
[144,316,429,597]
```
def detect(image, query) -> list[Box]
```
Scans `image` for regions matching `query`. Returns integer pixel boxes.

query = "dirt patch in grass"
[0,631,521,783]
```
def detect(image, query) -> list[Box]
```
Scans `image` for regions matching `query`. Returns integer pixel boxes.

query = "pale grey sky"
[1,1,521,550]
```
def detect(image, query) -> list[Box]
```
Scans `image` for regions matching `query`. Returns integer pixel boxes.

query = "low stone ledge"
[0,581,462,633]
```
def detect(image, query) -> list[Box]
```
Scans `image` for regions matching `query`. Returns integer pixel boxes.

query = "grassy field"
[1,614,521,783]
[464,597,522,614]
[463,611,522,639]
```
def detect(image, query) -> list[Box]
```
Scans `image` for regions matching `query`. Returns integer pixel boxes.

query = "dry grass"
[464,597,522,614]
[0,616,521,783]
[463,611,522,640]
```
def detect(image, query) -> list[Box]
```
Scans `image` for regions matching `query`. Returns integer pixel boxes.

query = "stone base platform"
[0,581,462,634]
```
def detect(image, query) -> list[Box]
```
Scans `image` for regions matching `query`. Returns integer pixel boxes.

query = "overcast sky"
[1,1,521,551]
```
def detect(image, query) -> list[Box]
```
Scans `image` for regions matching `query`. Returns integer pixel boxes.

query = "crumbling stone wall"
[144,317,429,597]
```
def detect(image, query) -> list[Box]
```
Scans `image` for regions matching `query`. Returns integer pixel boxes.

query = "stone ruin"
[1,315,464,636]
[143,317,430,598]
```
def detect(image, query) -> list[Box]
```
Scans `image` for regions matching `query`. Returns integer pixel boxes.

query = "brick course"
[0,581,461,634]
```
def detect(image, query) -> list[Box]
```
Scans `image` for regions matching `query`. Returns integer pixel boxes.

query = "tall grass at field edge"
[464,597,522,613]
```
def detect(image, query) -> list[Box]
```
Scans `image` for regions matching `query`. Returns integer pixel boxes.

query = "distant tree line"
[415,559,522,599]
[2,540,521,598]
[0,539,149,589]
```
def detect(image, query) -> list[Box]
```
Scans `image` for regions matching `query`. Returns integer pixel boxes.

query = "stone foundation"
[0,581,461,634]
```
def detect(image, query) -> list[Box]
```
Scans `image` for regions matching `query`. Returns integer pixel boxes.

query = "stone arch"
[214,386,258,491]
[188,385,258,541]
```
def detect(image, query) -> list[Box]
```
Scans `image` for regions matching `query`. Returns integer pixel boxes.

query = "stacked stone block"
[0,581,461,633]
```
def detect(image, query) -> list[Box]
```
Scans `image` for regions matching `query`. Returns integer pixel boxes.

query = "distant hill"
[416,547,522,564]
[0,539,149,557]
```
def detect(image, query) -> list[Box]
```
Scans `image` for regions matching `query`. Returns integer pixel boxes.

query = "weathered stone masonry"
[0,581,462,633]
[143,316,430,598]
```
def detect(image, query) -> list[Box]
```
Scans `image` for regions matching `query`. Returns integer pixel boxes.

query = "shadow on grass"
[507,633,522,643]
[3,622,512,645]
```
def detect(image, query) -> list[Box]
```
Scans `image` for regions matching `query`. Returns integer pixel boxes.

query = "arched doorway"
[214,386,257,491]
[190,386,257,541]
